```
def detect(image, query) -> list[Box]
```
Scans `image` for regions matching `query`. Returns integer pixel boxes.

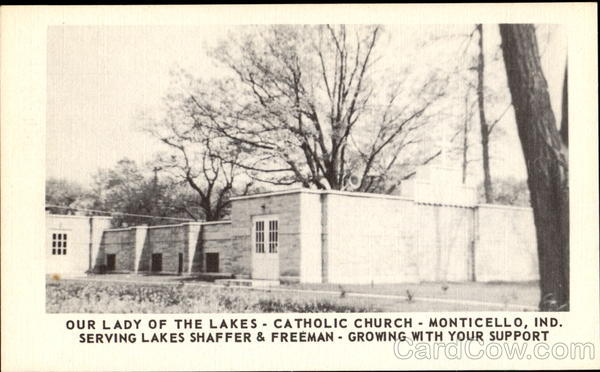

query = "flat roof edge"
[104,227,134,232]
[229,188,318,201]
[201,220,232,225]
[229,188,413,201]
[324,189,413,201]
[105,220,232,231]
[46,214,112,220]
[477,203,532,211]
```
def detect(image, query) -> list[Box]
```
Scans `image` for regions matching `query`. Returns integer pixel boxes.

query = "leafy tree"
[45,178,88,214]
[90,158,193,226]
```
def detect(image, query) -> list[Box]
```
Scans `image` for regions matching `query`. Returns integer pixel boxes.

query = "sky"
[46,24,566,187]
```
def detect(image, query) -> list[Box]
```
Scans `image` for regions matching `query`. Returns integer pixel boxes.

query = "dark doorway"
[106,254,116,271]
[178,253,183,275]
[206,253,219,273]
[151,253,162,272]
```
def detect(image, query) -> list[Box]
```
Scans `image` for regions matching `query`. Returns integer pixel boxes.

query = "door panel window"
[255,221,265,253]
[268,220,278,253]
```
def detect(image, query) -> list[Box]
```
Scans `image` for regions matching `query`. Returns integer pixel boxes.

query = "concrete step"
[214,279,280,288]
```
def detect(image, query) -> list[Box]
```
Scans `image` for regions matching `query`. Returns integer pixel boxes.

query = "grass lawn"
[46,276,539,313]
[47,279,379,313]
[286,281,540,309]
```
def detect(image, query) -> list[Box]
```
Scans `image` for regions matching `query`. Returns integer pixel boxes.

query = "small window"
[206,253,219,273]
[151,253,162,272]
[51,232,68,255]
[106,254,116,271]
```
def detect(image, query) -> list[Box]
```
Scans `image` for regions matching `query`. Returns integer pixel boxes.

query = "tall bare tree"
[450,25,511,190]
[147,93,252,221]
[499,24,569,310]
[184,25,447,192]
[460,85,475,184]
[476,24,493,202]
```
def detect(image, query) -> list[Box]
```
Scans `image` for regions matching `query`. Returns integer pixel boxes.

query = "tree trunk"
[476,24,493,203]
[462,88,470,184]
[560,64,568,146]
[499,24,569,311]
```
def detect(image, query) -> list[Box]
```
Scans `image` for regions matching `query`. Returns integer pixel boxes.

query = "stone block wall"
[143,224,188,273]
[230,192,302,280]
[91,188,539,284]
[317,190,536,284]
[98,228,136,272]
[97,221,232,275]
[475,205,539,282]
[416,204,474,282]
[322,192,418,284]
[299,192,323,283]
[201,221,233,273]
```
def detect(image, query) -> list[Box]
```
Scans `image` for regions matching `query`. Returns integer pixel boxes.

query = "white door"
[252,216,279,280]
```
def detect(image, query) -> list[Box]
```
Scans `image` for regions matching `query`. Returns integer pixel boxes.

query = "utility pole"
[152,166,162,218]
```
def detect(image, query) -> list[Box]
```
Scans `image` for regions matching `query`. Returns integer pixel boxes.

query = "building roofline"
[229,188,318,201]
[103,220,232,232]
[201,220,232,225]
[325,189,413,201]
[46,213,112,220]
[146,220,232,229]
[477,203,532,211]
[229,187,413,202]
[103,227,133,232]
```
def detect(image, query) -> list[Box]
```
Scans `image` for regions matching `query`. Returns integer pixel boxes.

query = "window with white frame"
[255,217,278,254]
[51,232,68,255]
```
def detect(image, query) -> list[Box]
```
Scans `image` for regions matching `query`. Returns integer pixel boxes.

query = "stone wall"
[229,189,539,284]
[200,221,233,273]
[475,204,539,282]
[98,228,136,272]
[299,192,323,283]
[142,224,188,273]
[416,204,474,282]
[322,192,418,284]
[92,188,539,283]
[230,192,302,279]
[97,221,232,275]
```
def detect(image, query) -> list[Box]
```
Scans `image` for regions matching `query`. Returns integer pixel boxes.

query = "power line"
[45,205,195,222]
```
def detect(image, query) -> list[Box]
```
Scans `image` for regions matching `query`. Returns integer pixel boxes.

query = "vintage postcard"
[1,3,598,371]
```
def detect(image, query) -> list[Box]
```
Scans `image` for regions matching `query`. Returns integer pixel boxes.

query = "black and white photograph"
[1,4,598,371]
[44,22,568,313]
